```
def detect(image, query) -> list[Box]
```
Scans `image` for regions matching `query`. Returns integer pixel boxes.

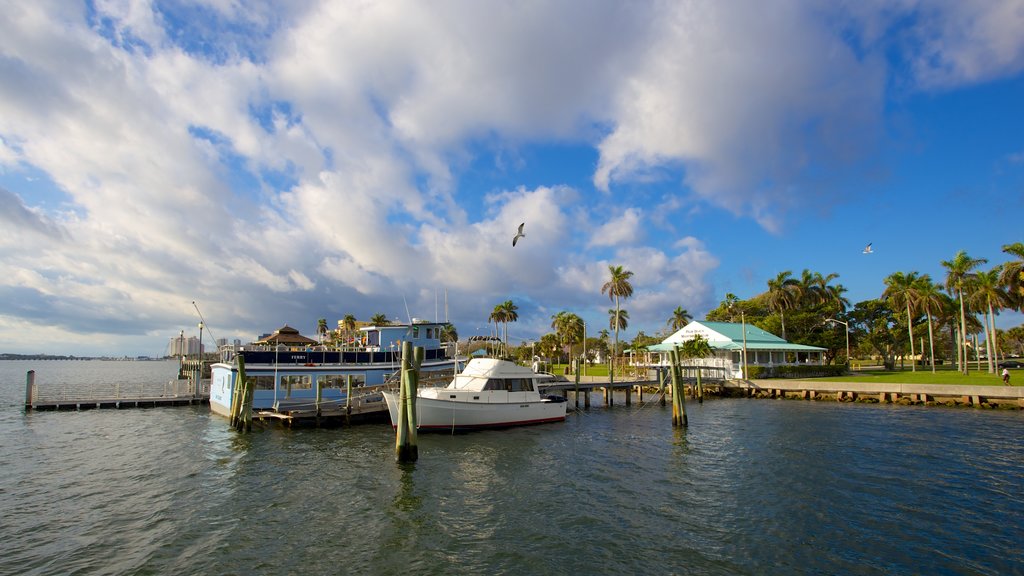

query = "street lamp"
[197,322,204,359]
[825,318,850,368]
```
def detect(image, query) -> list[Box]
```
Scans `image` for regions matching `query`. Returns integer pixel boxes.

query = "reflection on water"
[1,361,1023,575]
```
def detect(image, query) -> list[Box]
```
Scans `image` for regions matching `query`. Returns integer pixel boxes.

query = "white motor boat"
[382,357,567,431]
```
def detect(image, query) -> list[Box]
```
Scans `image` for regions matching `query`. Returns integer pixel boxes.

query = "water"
[2,360,1023,575]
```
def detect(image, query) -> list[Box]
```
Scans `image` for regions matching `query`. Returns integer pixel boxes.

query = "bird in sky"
[863,243,873,254]
[512,222,525,247]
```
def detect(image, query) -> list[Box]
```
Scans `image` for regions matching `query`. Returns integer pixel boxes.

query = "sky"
[1,0,1023,357]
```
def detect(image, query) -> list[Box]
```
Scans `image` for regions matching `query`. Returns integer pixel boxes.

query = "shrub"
[747,364,848,379]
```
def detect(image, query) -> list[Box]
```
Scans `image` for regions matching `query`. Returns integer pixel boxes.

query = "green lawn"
[817,367,1020,386]
[544,362,1020,386]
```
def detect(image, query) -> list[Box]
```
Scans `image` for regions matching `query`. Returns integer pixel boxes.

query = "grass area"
[817,367,1020,386]
[548,362,1021,387]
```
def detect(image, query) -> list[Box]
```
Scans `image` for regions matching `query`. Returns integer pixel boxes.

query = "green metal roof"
[646,321,825,352]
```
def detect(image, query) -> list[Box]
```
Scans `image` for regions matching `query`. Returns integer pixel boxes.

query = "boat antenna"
[192,301,220,345]
[402,294,413,325]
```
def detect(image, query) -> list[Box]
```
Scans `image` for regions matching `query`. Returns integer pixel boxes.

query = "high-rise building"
[167,335,202,357]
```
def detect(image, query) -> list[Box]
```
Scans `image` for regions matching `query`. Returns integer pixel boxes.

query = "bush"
[747,364,848,379]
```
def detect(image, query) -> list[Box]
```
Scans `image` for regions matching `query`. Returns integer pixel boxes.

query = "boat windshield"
[482,378,534,392]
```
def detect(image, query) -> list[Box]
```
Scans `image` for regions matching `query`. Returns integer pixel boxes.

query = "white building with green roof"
[647,321,826,378]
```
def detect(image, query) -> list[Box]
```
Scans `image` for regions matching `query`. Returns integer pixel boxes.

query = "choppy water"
[1,360,1023,575]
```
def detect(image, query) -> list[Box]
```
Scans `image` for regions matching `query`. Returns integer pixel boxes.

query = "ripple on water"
[2,367,1024,576]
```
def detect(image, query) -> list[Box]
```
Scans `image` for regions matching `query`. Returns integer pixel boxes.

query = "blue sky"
[1,1,1023,356]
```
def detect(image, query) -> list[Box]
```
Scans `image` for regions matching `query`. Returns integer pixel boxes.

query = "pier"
[23,363,210,411]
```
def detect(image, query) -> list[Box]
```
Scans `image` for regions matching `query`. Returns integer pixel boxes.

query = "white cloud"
[588,208,643,248]
[1,1,1022,354]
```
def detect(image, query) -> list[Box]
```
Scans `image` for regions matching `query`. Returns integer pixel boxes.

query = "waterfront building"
[646,321,826,378]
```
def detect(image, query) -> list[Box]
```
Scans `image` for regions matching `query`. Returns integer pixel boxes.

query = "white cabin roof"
[447,358,550,391]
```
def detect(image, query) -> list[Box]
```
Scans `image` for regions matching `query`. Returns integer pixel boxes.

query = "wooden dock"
[24,370,210,411]
[250,384,396,426]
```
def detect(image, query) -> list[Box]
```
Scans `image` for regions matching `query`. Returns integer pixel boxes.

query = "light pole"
[197,322,204,360]
[825,318,850,368]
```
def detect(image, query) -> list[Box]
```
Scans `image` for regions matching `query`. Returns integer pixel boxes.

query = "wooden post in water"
[228,355,244,425]
[606,360,614,406]
[669,348,687,427]
[659,367,666,406]
[25,370,35,411]
[574,363,580,409]
[345,375,353,426]
[232,354,253,432]
[696,366,704,404]
[315,372,323,424]
[396,341,421,463]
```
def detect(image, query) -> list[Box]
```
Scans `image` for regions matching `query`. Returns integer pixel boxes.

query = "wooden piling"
[396,342,421,463]
[345,375,353,426]
[659,367,666,407]
[669,348,687,427]
[233,354,253,432]
[625,383,632,406]
[25,370,35,411]
[574,367,580,409]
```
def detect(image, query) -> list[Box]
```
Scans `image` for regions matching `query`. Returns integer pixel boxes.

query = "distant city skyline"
[1,2,1023,356]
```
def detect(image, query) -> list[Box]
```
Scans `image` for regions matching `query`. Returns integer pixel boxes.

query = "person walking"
[1002,367,1011,386]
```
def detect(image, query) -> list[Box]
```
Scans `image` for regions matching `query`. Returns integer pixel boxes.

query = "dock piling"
[25,370,35,411]
[395,342,422,463]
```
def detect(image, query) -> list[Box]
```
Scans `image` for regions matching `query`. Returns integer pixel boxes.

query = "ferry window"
[318,375,345,389]
[283,375,311,390]
[251,375,275,390]
[322,374,366,388]
[483,379,502,391]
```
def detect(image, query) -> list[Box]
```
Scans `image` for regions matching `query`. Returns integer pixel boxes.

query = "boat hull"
[382,391,566,431]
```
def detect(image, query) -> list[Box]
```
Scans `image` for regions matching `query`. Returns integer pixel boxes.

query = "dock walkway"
[25,373,210,411]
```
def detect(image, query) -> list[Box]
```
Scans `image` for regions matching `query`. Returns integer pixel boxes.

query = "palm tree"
[488,304,506,355]
[667,306,692,332]
[882,271,921,372]
[317,318,328,343]
[369,313,389,326]
[496,300,519,352]
[679,334,713,402]
[608,308,629,338]
[1000,242,1024,308]
[601,265,634,378]
[339,314,358,349]
[722,293,740,321]
[915,275,946,374]
[942,250,987,375]
[762,270,799,340]
[440,323,458,343]
[968,267,1011,372]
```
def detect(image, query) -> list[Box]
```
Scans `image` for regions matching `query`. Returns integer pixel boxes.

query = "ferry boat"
[381,357,567,432]
[209,321,457,419]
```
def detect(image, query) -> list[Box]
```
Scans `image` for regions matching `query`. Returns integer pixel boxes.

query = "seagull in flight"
[512,222,525,247]
[862,243,873,254]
